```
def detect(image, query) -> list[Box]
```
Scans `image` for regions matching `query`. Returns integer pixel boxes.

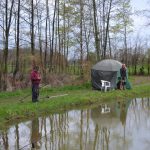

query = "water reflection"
[0,98,150,150]
[31,118,41,149]
[90,100,130,150]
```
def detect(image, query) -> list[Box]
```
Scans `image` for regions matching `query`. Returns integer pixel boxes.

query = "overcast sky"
[131,0,150,36]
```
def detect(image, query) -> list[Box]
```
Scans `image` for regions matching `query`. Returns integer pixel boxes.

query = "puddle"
[0,98,150,150]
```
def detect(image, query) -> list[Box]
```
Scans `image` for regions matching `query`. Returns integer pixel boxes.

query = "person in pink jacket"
[31,66,41,102]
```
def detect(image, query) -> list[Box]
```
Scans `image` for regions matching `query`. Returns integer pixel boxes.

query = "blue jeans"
[32,84,39,102]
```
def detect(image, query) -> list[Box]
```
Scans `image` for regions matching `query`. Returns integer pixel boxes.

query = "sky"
[131,0,150,37]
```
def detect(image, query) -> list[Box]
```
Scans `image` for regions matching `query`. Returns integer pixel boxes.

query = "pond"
[0,98,150,150]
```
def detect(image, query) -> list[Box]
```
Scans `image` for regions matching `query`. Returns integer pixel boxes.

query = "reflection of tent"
[91,104,120,128]
[91,100,131,128]
[91,59,122,90]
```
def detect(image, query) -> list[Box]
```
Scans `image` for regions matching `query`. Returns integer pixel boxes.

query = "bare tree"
[80,0,84,77]
[50,0,57,72]
[36,1,43,67]
[2,0,15,90]
[103,0,113,59]
[114,0,133,65]
[31,0,35,56]
[13,0,21,83]
[83,0,92,61]
[92,0,101,61]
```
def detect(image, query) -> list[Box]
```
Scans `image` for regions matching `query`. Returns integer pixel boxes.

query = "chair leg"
[104,86,107,92]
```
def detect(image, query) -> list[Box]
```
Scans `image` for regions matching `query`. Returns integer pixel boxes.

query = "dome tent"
[91,59,122,90]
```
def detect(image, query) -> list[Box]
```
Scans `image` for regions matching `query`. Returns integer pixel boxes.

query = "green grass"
[0,77,150,130]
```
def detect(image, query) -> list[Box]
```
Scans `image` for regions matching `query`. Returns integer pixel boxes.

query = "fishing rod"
[19,84,49,102]
[19,127,52,150]
[39,94,68,100]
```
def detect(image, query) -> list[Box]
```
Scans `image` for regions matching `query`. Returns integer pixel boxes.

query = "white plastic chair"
[101,104,111,114]
[101,80,111,92]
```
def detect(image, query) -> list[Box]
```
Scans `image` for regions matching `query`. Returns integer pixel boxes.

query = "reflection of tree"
[31,118,41,149]
[80,110,83,150]
[119,102,128,142]
[93,124,99,150]
[148,98,150,107]
[44,117,48,150]
[85,110,90,149]
[40,113,70,150]
[1,98,150,149]
[120,102,127,126]
[91,106,112,150]
[2,131,8,150]
[90,100,131,150]
[49,115,54,150]
[129,98,150,129]
[15,125,19,149]
[92,124,110,150]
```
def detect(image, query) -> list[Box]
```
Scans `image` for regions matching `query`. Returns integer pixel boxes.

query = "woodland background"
[0,0,150,91]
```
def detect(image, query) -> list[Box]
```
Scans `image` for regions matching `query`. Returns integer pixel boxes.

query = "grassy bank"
[0,76,150,130]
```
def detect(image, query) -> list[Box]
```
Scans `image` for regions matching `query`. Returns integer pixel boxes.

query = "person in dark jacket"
[31,66,41,102]
[120,64,127,90]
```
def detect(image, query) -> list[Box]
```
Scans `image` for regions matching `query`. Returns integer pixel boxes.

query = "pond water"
[0,98,150,150]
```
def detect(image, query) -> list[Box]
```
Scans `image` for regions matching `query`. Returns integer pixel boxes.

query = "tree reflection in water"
[31,118,41,149]
[0,98,150,150]
[90,101,129,150]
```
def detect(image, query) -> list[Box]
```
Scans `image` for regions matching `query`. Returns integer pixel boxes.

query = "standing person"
[120,64,127,90]
[31,66,41,102]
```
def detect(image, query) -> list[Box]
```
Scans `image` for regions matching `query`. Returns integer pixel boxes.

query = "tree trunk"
[3,0,15,90]
[80,0,84,78]
[92,0,100,61]
[50,0,57,72]
[31,0,35,55]
[13,0,20,85]
[103,0,112,58]
[43,0,49,83]
[63,1,66,73]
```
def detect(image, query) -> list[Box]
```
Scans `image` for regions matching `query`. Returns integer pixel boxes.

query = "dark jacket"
[120,68,126,80]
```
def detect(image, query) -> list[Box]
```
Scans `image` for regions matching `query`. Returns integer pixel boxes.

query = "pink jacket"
[31,70,41,84]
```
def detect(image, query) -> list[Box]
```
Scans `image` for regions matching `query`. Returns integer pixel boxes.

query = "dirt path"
[131,76,150,86]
